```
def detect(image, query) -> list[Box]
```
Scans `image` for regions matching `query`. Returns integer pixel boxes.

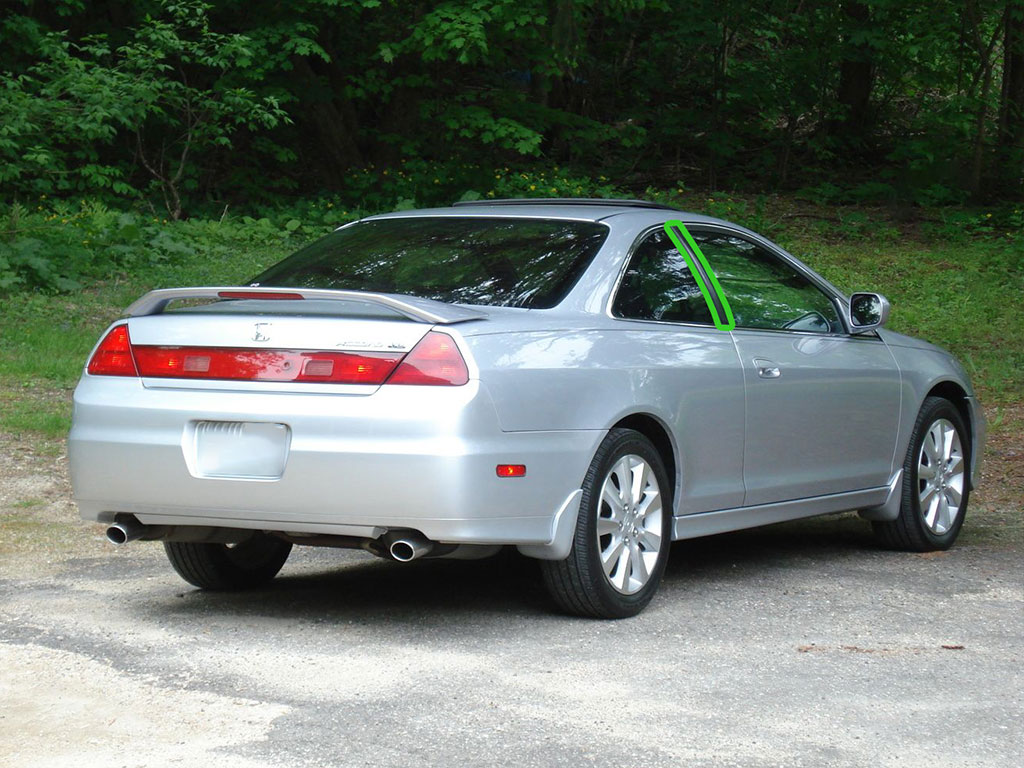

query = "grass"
[0,197,1021,442]
[785,237,1024,401]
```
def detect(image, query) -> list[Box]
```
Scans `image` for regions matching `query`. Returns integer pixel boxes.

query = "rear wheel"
[873,396,970,551]
[164,534,292,590]
[541,428,672,619]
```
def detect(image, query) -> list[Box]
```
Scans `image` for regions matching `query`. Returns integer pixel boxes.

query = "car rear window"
[251,216,609,309]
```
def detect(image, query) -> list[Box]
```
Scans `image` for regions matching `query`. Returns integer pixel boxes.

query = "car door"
[689,226,902,506]
[610,228,746,513]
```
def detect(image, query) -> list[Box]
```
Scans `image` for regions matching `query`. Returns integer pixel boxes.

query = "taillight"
[132,347,404,384]
[84,326,469,386]
[386,331,469,386]
[87,325,138,377]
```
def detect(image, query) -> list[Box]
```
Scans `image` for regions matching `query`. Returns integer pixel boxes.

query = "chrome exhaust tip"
[388,534,433,562]
[105,517,146,545]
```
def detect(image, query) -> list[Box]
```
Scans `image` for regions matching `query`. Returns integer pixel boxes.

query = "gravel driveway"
[1,435,1021,768]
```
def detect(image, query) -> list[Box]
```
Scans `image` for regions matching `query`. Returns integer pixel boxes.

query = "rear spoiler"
[123,287,487,325]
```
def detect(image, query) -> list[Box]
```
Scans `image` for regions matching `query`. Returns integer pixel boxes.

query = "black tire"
[541,428,672,619]
[873,396,971,551]
[164,534,292,590]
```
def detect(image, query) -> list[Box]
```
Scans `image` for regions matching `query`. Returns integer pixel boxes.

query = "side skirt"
[672,483,892,540]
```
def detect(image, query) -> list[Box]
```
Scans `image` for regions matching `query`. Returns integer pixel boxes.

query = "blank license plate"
[191,421,291,480]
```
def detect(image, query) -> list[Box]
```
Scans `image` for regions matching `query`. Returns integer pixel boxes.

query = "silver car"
[69,199,984,618]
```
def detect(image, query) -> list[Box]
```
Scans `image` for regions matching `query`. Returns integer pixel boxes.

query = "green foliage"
[0,0,289,217]
[120,1,291,217]
[436,105,543,155]
[0,0,1021,226]
[0,33,142,197]
[1,200,181,291]
[327,159,478,212]
[486,167,621,199]
[267,160,624,213]
[0,197,325,293]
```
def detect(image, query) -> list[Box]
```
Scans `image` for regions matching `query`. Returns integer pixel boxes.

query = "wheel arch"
[925,380,970,430]
[610,412,678,515]
[925,379,982,490]
[516,412,678,563]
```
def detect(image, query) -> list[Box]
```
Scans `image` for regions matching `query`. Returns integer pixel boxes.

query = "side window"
[691,230,841,334]
[612,230,714,325]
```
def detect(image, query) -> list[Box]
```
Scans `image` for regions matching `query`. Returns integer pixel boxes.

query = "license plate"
[189,421,291,480]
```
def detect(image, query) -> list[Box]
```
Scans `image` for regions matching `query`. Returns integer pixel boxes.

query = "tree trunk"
[776,112,798,187]
[708,23,735,191]
[291,57,363,185]
[964,1,1008,198]
[830,1,874,151]
[968,59,996,198]
[998,1,1024,191]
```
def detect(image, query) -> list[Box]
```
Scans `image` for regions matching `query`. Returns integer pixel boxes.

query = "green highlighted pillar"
[663,220,735,331]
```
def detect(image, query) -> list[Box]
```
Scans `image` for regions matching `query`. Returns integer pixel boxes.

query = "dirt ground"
[0,405,1021,767]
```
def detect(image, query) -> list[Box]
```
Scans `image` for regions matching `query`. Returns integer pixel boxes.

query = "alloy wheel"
[596,454,664,594]
[917,418,965,535]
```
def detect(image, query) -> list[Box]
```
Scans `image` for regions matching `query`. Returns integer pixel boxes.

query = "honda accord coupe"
[69,199,984,618]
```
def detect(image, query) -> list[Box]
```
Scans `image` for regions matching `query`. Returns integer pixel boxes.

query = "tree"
[123,1,290,219]
[0,0,288,217]
[2,0,1020,208]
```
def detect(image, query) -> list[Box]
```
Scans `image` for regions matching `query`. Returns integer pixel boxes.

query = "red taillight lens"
[132,347,404,384]
[385,331,469,386]
[87,325,138,377]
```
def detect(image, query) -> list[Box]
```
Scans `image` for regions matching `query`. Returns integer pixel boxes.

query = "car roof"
[361,198,734,227]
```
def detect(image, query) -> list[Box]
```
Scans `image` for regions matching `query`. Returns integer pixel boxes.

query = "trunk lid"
[122,290,483,394]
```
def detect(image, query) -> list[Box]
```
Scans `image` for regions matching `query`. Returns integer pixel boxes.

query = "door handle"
[753,358,781,379]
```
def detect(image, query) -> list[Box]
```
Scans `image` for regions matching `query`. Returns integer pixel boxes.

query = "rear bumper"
[69,375,601,551]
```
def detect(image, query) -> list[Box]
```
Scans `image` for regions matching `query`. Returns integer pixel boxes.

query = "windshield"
[251,216,609,309]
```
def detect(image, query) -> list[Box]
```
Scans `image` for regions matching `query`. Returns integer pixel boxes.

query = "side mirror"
[848,292,891,333]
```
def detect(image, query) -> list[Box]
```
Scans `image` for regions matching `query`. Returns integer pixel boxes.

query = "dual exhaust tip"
[107,516,436,563]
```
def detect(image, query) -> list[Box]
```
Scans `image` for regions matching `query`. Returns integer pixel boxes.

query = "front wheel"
[541,428,672,619]
[164,534,292,590]
[873,396,971,551]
